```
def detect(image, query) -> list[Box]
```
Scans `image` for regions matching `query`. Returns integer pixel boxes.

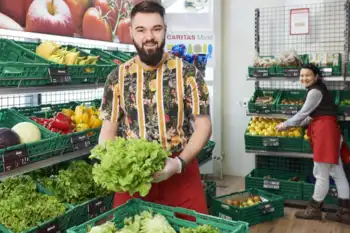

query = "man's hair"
[130,1,165,20]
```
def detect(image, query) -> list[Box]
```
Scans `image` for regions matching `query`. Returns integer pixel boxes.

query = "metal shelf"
[246,150,313,158]
[0,147,92,181]
[246,112,291,119]
[247,76,345,82]
[0,83,104,95]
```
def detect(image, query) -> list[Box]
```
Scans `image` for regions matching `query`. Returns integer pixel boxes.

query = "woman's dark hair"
[130,1,165,20]
[300,63,322,77]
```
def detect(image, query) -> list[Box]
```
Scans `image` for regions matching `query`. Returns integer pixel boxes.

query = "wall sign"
[290,8,310,35]
[165,31,214,66]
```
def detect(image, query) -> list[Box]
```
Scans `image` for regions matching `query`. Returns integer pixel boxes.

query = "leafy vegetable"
[90,137,171,197]
[180,225,220,233]
[88,211,219,233]
[40,160,111,204]
[0,176,66,233]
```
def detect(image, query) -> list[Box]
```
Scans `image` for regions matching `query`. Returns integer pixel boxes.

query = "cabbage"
[0,128,20,149]
[12,122,41,144]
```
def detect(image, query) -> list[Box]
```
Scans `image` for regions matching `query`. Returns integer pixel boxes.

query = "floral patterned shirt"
[100,53,210,153]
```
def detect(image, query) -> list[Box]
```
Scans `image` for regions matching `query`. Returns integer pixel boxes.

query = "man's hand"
[98,120,118,145]
[152,157,182,183]
[275,122,287,131]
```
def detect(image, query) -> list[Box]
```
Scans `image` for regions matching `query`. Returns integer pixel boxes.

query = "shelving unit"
[245,0,350,209]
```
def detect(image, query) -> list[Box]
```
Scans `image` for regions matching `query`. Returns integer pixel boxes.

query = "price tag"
[280,106,298,115]
[218,213,232,220]
[256,106,271,114]
[2,147,29,172]
[253,69,269,78]
[88,198,108,219]
[328,187,338,197]
[36,220,60,233]
[48,67,71,84]
[344,107,350,116]
[283,68,300,77]
[320,68,333,77]
[260,204,275,214]
[70,134,90,150]
[263,180,280,189]
[262,137,279,147]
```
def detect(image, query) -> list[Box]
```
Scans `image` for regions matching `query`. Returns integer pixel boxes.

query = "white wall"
[222,0,285,176]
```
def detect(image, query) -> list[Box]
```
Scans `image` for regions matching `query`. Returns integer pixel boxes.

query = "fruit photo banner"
[0,0,146,44]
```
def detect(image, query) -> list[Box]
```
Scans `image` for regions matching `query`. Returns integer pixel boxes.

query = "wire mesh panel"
[259,80,346,90]
[257,1,346,56]
[40,89,103,105]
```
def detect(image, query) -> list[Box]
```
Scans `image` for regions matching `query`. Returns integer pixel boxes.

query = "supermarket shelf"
[246,150,313,158]
[0,83,104,94]
[246,76,344,82]
[0,147,92,181]
[246,112,291,118]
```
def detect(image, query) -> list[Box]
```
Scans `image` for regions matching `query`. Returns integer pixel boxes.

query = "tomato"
[82,7,113,42]
[116,17,132,44]
[94,0,118,28]
[64,0,91,31]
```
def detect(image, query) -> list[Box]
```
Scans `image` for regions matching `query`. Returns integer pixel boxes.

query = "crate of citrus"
[245,117,303,152]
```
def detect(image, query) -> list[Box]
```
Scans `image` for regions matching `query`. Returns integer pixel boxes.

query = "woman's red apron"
[308,116,350,164]
[112,152,208,221]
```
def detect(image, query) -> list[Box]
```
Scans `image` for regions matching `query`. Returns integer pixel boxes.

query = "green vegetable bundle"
[40,160,111,205]
[90,137,171,197]
[0,176,66,233]
[88,211,219,233]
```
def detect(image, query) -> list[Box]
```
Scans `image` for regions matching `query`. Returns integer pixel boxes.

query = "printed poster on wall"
[290,8,309,35]
[0,0,147,45]
[166,31,214,66]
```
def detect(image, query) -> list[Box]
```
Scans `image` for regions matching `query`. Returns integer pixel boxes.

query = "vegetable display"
[246,117,302,137]
[223,195,262,208]
[281,99,304,105]
[11,122,41,143]
[90,137,171,197]
[38,160,110,205]
[255,96,274,104]
[88,211,219,233]
[0,176,66,233]
[30,104,102,134]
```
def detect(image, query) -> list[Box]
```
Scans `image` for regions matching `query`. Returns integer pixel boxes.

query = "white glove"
[152,157,182,183]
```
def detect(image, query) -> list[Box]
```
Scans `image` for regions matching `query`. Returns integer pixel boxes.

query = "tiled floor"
[211,176,350,233]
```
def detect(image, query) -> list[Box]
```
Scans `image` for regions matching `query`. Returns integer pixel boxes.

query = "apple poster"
[0,0,145,44]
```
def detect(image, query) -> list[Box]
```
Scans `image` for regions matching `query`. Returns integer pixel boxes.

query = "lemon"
[293,131,301,137]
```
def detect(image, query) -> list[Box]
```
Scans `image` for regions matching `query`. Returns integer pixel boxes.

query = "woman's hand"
[275,122,287,131]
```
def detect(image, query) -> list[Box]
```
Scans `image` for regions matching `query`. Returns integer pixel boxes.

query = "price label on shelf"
[256,106,271,114]
[328,187,338,197]
[280,106,298,115]
[2,147,29,172]
[262,137,279,147]
[283,68,300,77]
[263,180,280,189]
[70,134,91,150]
[36,220,59,233]
[88,198,108,219]
[320,68,333,77]
[260,204,275,214]
[253,69,269,78]
[48,67,72,84]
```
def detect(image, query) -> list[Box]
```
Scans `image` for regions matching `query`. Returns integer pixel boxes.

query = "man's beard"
[134,38,165,66]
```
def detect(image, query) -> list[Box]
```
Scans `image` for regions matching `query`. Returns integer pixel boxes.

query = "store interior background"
[222,0,341,177]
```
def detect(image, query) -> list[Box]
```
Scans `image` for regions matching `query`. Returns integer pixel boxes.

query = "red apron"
[308,116,350,164]
[112,152,208,221]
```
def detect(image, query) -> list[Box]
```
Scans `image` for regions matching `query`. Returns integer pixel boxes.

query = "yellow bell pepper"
[75,105,84,117]
[62,108,74,117]
[76,123,89,132]
[82,111,89,125]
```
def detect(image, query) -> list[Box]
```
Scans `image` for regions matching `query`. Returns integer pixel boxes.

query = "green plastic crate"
[276,90,306,114]
[303,183,338,205]
[15,41,115,83]
[245,168,306,200]
[245,130,303,152]
[0,109,62,173]
[202,180,216,208]
[256,155,313,174]
[248,89,281,114]
[0,39,52,86]
[110,50,134,62]
[90,49,133,66]
[338,90,350,115]
[210,188,284,226]
[12,100,102,153]
[248,66,276,78]
[198,140,215,165]
[0,181,73,233]
[67,199,249,233]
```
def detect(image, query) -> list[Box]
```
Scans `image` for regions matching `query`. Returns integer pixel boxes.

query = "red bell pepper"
[55,112,72,125]
[50,119,70,131]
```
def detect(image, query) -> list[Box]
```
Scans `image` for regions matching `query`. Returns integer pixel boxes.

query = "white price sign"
[290,8,310,35]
